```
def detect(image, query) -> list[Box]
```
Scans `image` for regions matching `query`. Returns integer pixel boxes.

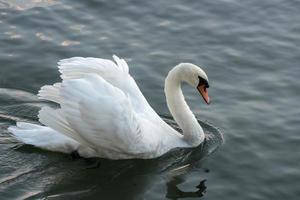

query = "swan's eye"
[198,76,209,88]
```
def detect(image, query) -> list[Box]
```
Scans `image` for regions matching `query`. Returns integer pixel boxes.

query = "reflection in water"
[166,175,206,199]
[41,152,209,199]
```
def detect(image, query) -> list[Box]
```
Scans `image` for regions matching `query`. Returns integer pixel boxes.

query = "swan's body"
[8,56,210,159]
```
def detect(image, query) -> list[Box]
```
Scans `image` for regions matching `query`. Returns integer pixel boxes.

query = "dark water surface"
[0,0,299,199]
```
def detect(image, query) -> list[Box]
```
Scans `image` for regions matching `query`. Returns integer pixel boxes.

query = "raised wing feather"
[39,73,151,157]
[56,55,151,114]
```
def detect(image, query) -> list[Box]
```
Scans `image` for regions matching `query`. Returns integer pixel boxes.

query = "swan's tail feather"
[8,122,80,154]
[8,122,42,144]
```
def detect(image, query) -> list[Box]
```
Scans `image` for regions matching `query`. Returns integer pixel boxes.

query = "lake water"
[0,0,299,199]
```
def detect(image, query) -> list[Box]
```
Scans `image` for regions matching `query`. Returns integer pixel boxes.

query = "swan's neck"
[164,65,205,146]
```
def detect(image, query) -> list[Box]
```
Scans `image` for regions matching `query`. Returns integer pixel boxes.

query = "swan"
[8,55,210,159]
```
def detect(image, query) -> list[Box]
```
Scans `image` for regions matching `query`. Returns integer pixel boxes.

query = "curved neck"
[164,65,205,146]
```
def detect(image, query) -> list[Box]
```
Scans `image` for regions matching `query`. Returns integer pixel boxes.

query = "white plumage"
[8,55,210,159]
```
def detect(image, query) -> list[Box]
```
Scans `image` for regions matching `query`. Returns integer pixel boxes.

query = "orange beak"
[197,84,210,104]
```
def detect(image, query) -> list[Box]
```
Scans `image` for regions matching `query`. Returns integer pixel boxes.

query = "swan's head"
[176,63,210,104]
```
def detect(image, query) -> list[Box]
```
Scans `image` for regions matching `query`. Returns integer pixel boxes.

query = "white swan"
[8,55,210,159]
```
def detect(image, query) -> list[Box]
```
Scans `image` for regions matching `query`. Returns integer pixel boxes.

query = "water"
[0,0,299,199]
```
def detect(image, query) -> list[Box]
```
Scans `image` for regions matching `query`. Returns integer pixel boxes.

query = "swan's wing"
[56,55,151,114]
[39,74,152,157]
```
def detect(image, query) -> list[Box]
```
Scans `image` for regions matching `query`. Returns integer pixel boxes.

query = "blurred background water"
[0,0,299,199]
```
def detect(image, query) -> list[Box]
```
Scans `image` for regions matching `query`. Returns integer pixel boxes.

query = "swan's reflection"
[166,175,206,199]
[44,150,210,200]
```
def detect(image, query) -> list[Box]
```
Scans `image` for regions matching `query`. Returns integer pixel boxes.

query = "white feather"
[59,74,149,156]
[38,83,61,103]
[8,56,209,159]
[8,122,80,154]
[57,55,150,114]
